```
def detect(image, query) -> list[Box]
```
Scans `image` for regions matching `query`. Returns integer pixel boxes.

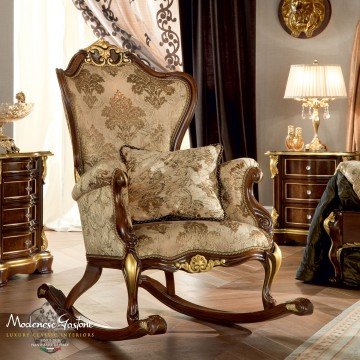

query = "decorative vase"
[0,92,33,153]
[293,127,305,151]
[285,125,295,150]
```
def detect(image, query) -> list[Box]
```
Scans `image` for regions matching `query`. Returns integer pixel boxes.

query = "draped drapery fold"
[14,0,96,230]
[346,21,360,152]
[72,0,183,71]
[179,0,257,161]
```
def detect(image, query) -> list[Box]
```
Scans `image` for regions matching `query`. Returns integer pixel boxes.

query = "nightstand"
[265,151,359,245]
[0,152,53,286]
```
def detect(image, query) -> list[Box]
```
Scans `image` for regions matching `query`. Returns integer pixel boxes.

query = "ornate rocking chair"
[38,39,312,341]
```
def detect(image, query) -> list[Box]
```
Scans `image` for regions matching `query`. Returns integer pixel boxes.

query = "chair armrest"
[72,159,126,201]
[73,160,136,257]
[219,158,272,233]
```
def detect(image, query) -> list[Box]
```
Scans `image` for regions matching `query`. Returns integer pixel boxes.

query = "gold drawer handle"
[306,189,312,195]
[24,239,32,249]
[307,214,312,220]
[306,165,311,171]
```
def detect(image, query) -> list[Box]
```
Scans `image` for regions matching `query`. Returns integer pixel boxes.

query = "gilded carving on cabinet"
[278,0,331,39]
[271,208,279,227]
[269,155,279,178]
[41,228,49,251]
[175,255,226,273]
[41,156,48,183]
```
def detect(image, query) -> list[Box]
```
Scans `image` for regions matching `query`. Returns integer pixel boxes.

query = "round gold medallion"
[278,0,331,39]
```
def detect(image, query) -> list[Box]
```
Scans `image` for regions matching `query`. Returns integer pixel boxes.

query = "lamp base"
[306,136,327,152]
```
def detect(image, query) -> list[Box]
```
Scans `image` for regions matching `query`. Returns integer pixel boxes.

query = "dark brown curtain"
[179,0,257,161]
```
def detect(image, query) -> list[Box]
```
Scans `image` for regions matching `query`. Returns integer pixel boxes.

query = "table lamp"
[284,60,347,151]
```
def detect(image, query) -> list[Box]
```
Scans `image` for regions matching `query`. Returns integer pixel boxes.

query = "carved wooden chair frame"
[325,210,360,284]
[38,39,313,341]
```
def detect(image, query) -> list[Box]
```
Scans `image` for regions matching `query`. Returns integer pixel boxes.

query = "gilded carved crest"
[85,38,131,67]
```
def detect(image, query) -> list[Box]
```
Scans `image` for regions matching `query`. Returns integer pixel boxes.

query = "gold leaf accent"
[271,208,279,227]
[41,156,48,183]
[175,254,226,273]
[85,38,131,67]
[38,288,46,296]
[285,303,299,312]
[269,155,279,178]
[323,212,335,236]
[281,0,326,38]
[41,228,48,251]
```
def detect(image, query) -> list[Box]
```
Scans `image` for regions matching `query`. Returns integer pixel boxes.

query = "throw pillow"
[120,145,224,222]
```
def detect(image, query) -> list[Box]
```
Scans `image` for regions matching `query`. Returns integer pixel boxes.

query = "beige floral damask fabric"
[134,220,272,259]
[120,145,224,222]
[336,161,360,198]
[219,158,260,226]
[64,61,190,171]
[76,181,126,257]
[72,159,126,200]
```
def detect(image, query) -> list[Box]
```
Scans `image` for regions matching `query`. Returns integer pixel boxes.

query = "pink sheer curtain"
[72,0,183,71]
[346,21,360,151]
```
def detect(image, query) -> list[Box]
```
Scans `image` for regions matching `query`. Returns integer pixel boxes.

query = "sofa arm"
[219,158,272,233]
[72,159,126,201]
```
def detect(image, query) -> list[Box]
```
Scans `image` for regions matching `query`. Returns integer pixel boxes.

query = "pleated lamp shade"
[284,63,347,99]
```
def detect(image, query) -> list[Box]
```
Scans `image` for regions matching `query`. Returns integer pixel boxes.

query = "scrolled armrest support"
[112,169,138,246]
[245,167,273,234]
[220,158,272,234]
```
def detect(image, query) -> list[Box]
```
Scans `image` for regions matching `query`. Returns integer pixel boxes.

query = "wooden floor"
[0,231,359,360]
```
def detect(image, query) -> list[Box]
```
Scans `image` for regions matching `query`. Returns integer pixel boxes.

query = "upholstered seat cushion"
[134,220,272,259]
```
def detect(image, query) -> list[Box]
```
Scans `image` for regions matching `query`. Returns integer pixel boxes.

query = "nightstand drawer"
[284,182,327,201]
[2,159,37,172]
[284,158,336,177]
[3,179,37,198]
[2,206,36,225]
[284,206,316,227]
[2,233,35,256]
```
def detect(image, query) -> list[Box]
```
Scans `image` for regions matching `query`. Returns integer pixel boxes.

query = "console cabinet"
[265,151,358,245]
[0,152,53,286]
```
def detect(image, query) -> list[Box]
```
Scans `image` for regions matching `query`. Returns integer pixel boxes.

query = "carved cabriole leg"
[65,263,102,310]
[261,244,282,309]
[324,212,343,284]
[123,252,140,324]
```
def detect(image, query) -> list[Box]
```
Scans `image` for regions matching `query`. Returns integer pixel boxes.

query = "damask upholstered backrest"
[57,39,197,175]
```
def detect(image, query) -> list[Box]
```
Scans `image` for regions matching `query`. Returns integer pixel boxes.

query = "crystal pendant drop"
[323,105,330,120]
[302,104,306,119]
